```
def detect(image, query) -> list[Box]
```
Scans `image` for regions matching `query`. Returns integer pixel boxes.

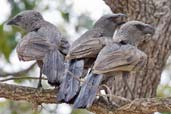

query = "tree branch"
[0,82,171,114]
[0,83,56,105]
[0,63,36,77]
[114,98,171,114]
[0,76,47,82]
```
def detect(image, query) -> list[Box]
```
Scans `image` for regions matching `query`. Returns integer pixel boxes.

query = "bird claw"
[37,83,43,89]
[35,82,43,93]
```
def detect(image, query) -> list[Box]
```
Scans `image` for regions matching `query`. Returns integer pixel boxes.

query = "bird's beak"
[144,24,155,35]
[117,13,127,18]
[113,13,127,25]
[110,13,127,18]
[6,18,17,25]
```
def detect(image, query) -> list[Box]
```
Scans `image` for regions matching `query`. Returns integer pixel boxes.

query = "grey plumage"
[7,10,69,86]
[58,13,127,102]
[93,43,147,74]
[16,32,50,61]
[112,20,155,46]
[67,13,127,60]
[58,59,84,101]
[74,71,103,108]
[74,21,155,108]
[42,50,65,85]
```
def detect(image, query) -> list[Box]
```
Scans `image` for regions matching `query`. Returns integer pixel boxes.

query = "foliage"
[157,84,171,97]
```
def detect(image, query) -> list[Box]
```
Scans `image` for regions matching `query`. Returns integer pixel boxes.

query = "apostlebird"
[6,10,70,88]
[58,13,127,102]
[73,20,155,108]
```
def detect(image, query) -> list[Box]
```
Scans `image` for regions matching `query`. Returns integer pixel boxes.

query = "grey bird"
[58,13,127,102]
[73,20,155,108]
[7,10,70,87]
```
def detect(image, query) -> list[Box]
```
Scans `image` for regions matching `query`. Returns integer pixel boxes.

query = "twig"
[0,76,47,82]
[67,69,101,88]
[97,94,131,102]
[0,63,36,77]
[67,70,85,83]
[100,84,113,99]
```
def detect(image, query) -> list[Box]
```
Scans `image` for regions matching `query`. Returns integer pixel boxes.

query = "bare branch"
[0,63,36,77]
[0,76,47,82]
[0,82,56,104]
[97,94,131,103]
[0,82,171,114]
[114,98,171,114]
[90,97,171,114]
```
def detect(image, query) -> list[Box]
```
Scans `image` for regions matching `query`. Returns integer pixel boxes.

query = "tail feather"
[58,59,84,102]
[42,50,65,86]
[73,71,103,108]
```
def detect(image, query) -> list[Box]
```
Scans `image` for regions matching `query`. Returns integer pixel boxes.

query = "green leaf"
[0,24,17,61]
[61,11,70,22]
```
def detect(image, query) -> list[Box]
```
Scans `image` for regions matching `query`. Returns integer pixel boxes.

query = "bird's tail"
[42,50,65,86]
[122,72,134,100]
[58,59,84,102]
[73,71,103,108]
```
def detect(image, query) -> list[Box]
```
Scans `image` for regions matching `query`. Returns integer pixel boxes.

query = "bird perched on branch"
[73,21,155,108]
[58,13,127,102]
[6,10,70,88]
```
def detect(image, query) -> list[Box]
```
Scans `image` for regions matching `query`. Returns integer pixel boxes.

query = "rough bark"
[0,83,56,105]
[102,0,171,105]
[1,83,171,114]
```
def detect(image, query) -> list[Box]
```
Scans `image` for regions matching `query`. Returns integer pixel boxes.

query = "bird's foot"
[36,82,43,92]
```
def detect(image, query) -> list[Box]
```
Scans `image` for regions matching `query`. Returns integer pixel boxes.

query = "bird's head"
[6,10,43,32]
[113,20,155,46]
[93,13,127,36]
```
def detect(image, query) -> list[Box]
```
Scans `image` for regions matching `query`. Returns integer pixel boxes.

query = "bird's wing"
[66,37,112,60]
[16,32,51,61]
[93,43,147,74]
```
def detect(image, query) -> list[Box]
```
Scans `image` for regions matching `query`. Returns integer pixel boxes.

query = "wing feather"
[16,32,51,61]
[67,37,112,59]
[93,43,147,74]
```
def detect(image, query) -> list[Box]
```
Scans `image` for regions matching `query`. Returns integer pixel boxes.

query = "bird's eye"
[117,21,125,26]
[33,28,39,32]
[112,16,124,21]
[120,40,128,45]
[109,17,117,22]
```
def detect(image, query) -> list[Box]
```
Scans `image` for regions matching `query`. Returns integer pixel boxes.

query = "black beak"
[144,24,155,35]
[117,13,127,18]
[110,13,127,18]
[111,13,127,25]
[6,19,17,25]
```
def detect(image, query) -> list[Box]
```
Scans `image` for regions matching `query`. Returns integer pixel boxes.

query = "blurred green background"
[0,0,170,114]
